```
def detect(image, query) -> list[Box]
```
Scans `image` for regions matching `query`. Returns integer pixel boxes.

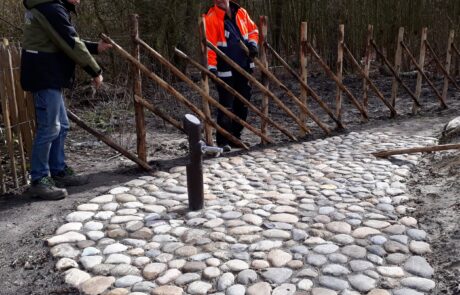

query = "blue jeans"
[30,89,69,182]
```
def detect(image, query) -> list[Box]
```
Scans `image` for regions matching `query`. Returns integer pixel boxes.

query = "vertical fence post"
[259,16,270,144]
[442,30,455,102]
[414,27,428,113]
[363,25,374,110]
[299,21,309,137]
[391,27,405,107]
[336,24,345,120]
[199,16,214,146]
[131,14,147,163]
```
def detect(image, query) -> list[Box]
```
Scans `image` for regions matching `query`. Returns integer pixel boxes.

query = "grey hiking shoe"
[52,166,89,187]
[26,177,68,200]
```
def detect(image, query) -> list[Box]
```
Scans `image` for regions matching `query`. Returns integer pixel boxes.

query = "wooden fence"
[1,15,460,194]
[0,39,35,194]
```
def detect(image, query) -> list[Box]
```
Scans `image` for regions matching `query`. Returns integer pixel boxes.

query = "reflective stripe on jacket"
[204,1,259,78]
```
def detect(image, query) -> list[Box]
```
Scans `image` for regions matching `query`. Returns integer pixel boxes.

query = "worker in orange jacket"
[205,0,259,151]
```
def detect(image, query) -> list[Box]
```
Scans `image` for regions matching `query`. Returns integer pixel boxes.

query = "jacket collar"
[212,1,240,19]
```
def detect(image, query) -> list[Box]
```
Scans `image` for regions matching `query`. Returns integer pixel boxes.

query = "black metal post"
[184,114,204,211]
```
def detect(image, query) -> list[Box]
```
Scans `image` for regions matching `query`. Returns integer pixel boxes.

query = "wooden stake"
[413,27,428,113]
[199,16,214,146]
[5,45,27,184]
[343,43,397,117]
[307,43,369,120]
[0,44,18,188]
[391,27,404,107]
[0,157,5,194]
[101,33,248,150]
[265,42,344,129]
[174,48,297,141]
[130,14,147,163]
[134,95,185,133]
[67,110,153,171]
[401,41,447,109]
[136,38,273,144]
[299,22,309,135]
[425,39,460,92]
[442,30,456,101]
[206,40,310,135]
[373,143,460,158]
[371,40,421,106]
[363,25,374,110]
[259,16,270,144]
[336,24,345,120]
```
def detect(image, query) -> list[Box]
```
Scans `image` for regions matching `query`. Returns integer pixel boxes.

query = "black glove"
[248,44,259,59]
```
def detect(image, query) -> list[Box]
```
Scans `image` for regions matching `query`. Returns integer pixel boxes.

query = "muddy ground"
[0,71,459,294]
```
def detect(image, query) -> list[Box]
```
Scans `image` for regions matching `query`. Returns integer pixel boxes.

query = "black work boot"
[52,166,89,187]
[26,177,68,200]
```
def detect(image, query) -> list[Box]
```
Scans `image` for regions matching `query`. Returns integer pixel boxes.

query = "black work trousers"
[215,72,252,146]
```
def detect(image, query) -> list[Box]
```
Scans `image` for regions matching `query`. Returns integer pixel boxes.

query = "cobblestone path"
[46,131,437,295]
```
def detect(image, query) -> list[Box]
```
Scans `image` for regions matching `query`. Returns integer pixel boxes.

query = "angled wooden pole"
[199,16,214,146]
[336,24,345,120]
[363,25,374,110]
[343,43,397,117]
[265,42,344,129]
[136,38,273,144]
[174,48,297,141]
[425,39,460,91]
[442,30,456,100]
[307,43,369,120]
[134,95,185,133]
[413,27,428,113]
[239,41,331,134]
[371,40,421,107]
[206,40,310,135]
[391,27,405,107]
[258,16,271,144]
[67,110,153,171]
[101,33,248,150]
[299,22,309,136]
[400,41,447,109]
[130,14,147,163]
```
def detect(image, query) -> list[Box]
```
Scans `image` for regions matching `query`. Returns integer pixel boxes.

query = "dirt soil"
[0,72,459,294]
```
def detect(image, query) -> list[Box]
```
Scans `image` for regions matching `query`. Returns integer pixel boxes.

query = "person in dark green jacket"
[21,0,112,200]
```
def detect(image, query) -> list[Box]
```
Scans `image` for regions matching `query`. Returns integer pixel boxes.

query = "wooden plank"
[299,22,309,136]
[137,38,273,144]
[259,16,270,144]
[5,45,27,184]
[199,16,214,146]
[391,27,404,107]
[442,30,455,101]
[174,48,297,141]
[371,40,421,106]
[336,24,345,120]
[425,39,460,92]
[373,143,460,158]
[130,14,147,163]
[343,43,397,117]
[101,33,248,150]
[363,25,374,110]
[413,27,428,113]
[134,95,185,133]
[401,42,447,109]
[307,43,369,120]
[0,44,18,188]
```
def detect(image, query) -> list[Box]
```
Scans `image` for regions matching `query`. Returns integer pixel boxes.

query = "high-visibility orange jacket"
[204,1,259,78]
